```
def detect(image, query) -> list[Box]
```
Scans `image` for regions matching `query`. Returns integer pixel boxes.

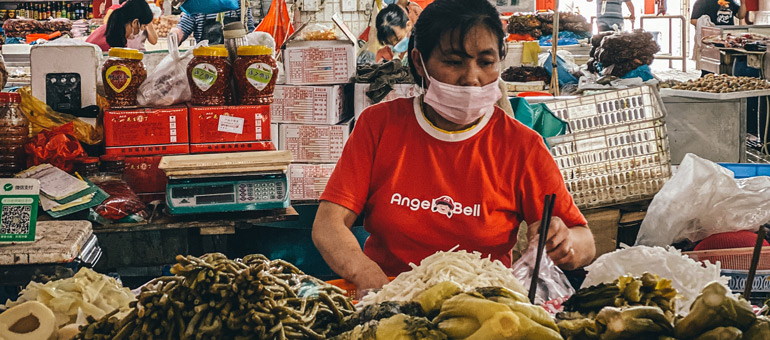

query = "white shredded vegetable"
[359,247,527,306]
[582,245,729,316]
[3,268,135,327]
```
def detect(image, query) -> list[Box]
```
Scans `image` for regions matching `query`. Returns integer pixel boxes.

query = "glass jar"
[234,46,278,105]
[99,154,125,174]
[102,48,146,108]
[188,45,231,106]
[73,157,99,177]
[0,93,28,178]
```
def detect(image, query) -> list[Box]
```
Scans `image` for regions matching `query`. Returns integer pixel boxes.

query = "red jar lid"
[74,157,99,164]
[100,154,125,162]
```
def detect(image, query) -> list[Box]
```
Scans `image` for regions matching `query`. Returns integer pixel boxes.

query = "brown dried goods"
[233,46,278,105]
[188,46,231,106]
[666,74,770,93]
[102,48,146,108]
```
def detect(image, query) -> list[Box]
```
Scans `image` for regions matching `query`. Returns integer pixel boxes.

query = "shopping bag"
[512,239,575,305]
[137,35,203,106]
[255,0,293,47]
[637,153,770,247]
[180,0,238,15]
[18,87,102,145]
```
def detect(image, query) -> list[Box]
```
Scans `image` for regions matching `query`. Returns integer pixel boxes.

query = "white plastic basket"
[545,86,672,209]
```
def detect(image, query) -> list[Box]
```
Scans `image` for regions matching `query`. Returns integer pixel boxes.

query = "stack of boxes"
[104,104,275,202]
[274,18,356,201]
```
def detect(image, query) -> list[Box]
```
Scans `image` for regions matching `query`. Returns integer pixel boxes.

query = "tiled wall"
[298,0,374,37]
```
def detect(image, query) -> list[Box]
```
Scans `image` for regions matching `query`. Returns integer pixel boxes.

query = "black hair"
[376,4,409,46]
[408,0,506,87]
[106,0,153,48]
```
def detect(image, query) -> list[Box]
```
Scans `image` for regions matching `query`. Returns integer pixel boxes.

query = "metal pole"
[551,0,560,96]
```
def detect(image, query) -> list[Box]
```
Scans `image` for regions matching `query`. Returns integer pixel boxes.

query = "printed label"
[191,63,218,92]
[106,65,132,93]
[246,63,273,91]
[218,115,245,134]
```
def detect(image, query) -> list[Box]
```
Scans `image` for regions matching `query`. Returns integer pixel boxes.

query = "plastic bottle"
[0,93,29,178]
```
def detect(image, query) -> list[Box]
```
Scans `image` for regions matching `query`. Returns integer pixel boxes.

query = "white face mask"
[420,55,502,125]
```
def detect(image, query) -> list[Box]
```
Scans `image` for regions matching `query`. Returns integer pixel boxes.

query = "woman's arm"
[527,217,596,271]
[312,201,390,296]
[145,22,158,45]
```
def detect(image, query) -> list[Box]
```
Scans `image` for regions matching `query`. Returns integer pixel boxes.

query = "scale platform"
[159,151,294,215]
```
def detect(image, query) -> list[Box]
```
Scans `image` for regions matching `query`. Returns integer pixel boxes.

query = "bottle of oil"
[0,93,29,178]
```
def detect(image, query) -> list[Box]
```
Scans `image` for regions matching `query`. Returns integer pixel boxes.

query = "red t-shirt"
[320,97,587,276]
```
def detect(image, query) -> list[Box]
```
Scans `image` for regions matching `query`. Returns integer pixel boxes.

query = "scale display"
[166,174,289,215]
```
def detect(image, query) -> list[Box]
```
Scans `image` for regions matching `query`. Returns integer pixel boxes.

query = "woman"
[375,4,413,63]
[313,0,595,296]
[86,0,153,51]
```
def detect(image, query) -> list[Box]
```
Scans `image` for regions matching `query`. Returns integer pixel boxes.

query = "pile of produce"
[2,18,72,39]
[501,66,550,83]
[588,30,659,78]
[558,280,770,340]
[152,15,180,38]
[582,245,726,316]
[332,282,562,340]
[507,12,590,39]
[661,74,770,93]
[360,248,527,306]
[72,253,354,340]
[562,273,678,319]
[3,267,135,328]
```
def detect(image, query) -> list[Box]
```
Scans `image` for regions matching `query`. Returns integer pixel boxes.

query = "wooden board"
[92,206,299,234]
[0,220,92,265]
[159,150,293,175]
[584,208,622,260]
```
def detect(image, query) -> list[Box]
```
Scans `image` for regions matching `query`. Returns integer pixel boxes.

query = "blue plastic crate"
[719,163,770,179]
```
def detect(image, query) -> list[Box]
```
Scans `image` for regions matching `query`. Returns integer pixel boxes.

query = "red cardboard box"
[190,141,276,154]
[189,105,271,144]
[104,106,189,147]
[123,156,167,194]
[105,144,189,156]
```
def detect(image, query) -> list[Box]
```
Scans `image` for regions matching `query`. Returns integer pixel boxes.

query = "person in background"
[690,0,746,26]
[86,0,153,51]
[375,4,413,63]
[126,1,160,51]
[589,0,635,32]
[386,0,422,24]
[170,8,255,45]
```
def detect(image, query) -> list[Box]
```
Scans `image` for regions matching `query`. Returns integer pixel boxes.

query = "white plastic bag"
[137,35,204,106]
[511,240,575,305]
[637,153,770,247]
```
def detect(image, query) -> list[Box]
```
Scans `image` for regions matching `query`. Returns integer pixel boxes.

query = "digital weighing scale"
[166,172,289,214]
[159,151,294,215]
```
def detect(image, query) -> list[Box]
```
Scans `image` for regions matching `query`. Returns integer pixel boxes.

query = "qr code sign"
[1,205,32,235]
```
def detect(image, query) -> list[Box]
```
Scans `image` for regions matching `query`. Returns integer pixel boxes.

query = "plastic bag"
[255,0,294,47]
[24,123,85,172]
[637,153,770,247]
[511,239,575,305]
[19,87,102,145]
[510,97,567,148]
[621,64,655,81]
[137,35,201,107]
[245,31,276,53]
[542,52,579,86]
[299,23,336,41]
[92,174,148,221]
[180,0,238,15]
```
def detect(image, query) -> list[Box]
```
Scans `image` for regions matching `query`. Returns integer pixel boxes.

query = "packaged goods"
[103,106,189,150]
[72,156,99,177]
[123,156,166,193]
[188,105,271,143]
[188,46,231,106]
[98,154,125,174]
[189,141,275,153]
[278,120,352,162]
[360,247,527,306]
[288,163,336,200]
[233,45,278,105]
[91,174,147,221]
[272,85,350,124]
[102,48,146,107]
[0,92,28,177]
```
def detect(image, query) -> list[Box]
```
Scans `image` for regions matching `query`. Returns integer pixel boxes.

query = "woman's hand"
[526,217,595,271]
[351,261,390,299]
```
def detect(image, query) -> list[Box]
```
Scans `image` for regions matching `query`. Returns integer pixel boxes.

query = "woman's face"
[412,25,501,87]
[125,19,144,38]
[385,21,412,46]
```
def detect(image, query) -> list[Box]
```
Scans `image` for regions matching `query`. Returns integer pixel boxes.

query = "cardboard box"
[272,85,352,124]
[279,119,352,163]
[282,16,356,85]
[289,163,337,201]
[104,106,189,148]
[188,105,271,143]
[354,83,421,120]
[0,178,39,243]
[105,144,190,157]
[190,141,276,154]
[271,123,279,146]
[123,156,167,194]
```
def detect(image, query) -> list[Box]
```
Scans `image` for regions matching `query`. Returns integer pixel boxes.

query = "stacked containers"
[0,92,28,178]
